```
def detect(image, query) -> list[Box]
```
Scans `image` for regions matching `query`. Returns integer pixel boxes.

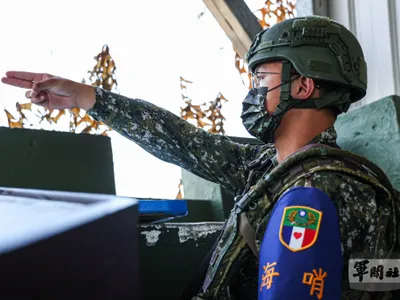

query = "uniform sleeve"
[86,87,273,193]
[258,187,342,300]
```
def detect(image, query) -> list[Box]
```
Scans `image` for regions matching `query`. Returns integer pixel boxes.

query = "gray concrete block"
[0,127,116,194]
[182,168,225,221]
[335,95,400,190]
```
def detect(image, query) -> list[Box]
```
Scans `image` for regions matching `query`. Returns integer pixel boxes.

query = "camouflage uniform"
[87,88,399,299]
[87,87,276,195]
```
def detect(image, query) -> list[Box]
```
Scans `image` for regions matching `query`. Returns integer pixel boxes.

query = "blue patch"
[258,187,342,299]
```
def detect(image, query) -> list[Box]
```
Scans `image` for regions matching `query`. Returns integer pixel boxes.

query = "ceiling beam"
[203,0,263,58]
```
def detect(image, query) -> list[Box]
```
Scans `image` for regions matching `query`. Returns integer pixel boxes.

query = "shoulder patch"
[258,187,342,300]
[279,205,322,252]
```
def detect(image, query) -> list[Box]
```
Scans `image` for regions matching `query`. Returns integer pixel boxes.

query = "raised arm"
[87,87,272,193]
[1,72,276,194]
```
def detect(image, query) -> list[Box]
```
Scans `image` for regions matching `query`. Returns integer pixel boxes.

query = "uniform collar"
[270,126,338,167]
[307,126,338,148]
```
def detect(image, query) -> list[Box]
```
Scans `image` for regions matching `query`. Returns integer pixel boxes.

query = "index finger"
[2,71,51,90]
[1,77,33,89]
[5,71,41,81]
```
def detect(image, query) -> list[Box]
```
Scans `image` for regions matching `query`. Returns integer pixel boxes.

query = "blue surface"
[138,199,188,223]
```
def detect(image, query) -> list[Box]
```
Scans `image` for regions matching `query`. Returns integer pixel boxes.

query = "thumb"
[30,78,60,97]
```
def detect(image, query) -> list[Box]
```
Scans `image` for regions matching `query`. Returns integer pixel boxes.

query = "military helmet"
[245,16,367,103]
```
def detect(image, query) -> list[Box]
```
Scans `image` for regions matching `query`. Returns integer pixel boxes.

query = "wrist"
[79,84,96,111]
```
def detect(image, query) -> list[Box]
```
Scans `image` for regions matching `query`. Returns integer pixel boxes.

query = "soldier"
[2,16,399,299]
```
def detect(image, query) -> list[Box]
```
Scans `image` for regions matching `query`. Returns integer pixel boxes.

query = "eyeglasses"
[251,71,280,88]
[250,71,304,89]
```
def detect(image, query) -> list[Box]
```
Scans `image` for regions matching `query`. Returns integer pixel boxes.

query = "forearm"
[86,88,260,193]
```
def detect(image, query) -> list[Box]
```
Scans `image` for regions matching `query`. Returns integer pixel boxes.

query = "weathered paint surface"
[140,229,162,246]
[140,222,223,246]
[176,223,223,243]
[138,222,224,300]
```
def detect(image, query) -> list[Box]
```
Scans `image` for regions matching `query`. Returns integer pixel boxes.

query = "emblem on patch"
[279,206,322,252]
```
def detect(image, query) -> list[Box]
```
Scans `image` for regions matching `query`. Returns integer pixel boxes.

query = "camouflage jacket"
[87,88,277,196]
[87,88,398,300]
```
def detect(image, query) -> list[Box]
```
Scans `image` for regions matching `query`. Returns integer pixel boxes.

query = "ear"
[291,76,315,100]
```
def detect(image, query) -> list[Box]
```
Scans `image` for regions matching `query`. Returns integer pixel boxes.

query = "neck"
[274,108,335,163]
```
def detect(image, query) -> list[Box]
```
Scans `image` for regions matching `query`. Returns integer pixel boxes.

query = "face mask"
[241,85,288,144]
[240,87,272,143]
[240,72,303,144]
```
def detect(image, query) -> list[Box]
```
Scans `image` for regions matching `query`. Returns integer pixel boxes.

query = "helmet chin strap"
[261,60,295,143]
[261,61,353,143]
